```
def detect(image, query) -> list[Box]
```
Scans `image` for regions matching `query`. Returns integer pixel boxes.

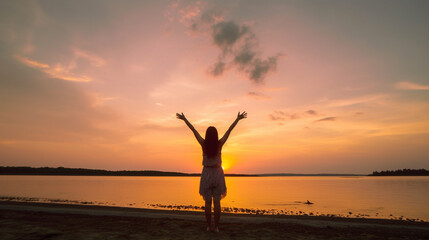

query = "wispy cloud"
[91,93,118,107]
[323,94,384,108]
[395,81,429,90]
[269,109,320,122]
[269,109,340,126]
[247,91,271,100]
[14,55,92,82]
[315,117,337,122]
[73,48,106,67]
[1,51,122,145]
[14,56,49,69]
[14,47,106,83]
[166,0,202,24]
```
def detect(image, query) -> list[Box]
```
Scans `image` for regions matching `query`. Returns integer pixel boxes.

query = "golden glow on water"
[0,176,428,221]
[223,176,429,220]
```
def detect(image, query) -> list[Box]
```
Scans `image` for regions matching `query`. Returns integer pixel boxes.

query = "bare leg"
[204,198,212,230]
[213,199,221,231]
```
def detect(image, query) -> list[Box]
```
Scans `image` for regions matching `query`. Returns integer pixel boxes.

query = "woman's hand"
[237,111,247,120]
[176,112,186,120]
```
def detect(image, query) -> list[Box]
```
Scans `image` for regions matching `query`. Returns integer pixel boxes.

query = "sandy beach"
[1,201,428,240]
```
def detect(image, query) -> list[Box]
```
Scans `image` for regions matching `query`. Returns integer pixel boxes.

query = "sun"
[221,157,232,172]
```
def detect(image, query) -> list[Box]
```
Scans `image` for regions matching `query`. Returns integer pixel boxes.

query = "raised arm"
[219,111,247,146]
[176,113,204,146]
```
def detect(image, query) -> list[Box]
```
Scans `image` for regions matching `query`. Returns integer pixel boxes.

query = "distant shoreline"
[0,166,257,177]
[1,166,428,176]
[0,166,364,176]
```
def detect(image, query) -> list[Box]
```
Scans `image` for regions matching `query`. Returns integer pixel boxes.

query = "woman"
[176,111,247,232]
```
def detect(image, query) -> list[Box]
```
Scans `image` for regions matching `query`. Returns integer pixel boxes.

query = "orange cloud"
[14,55,49,69]
[73,48,106,67]
[14,55,92,82]
[395,81,429,90]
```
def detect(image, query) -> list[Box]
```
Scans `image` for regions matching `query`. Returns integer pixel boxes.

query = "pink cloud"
[395,81,429,90]
[73,48,106,67]
[324,95,385,107]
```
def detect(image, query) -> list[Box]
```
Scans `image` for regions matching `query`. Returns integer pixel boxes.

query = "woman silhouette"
[176,111,247,232]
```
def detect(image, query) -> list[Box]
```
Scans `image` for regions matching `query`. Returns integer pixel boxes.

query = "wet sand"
[1,201,428,240]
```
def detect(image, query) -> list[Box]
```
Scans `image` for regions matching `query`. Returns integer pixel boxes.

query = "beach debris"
[304,200,313,205]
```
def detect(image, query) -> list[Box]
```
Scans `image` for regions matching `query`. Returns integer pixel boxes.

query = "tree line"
[0,166,256,177]
[0,166,198,176]
[370,168,428,176]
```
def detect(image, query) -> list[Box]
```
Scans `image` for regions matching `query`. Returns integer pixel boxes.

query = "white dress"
[199,142,227,201]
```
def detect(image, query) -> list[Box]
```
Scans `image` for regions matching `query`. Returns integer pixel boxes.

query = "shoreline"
[1,201,428,227]
[1,201,428,239]
[1,196,427,223]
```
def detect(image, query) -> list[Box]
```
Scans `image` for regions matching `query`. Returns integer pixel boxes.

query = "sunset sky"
[1,0,428,174]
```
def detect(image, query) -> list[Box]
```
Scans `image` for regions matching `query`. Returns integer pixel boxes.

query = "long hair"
[204,126,219,158]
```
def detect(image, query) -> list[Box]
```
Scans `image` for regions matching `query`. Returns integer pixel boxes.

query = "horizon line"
[0,166,370,176]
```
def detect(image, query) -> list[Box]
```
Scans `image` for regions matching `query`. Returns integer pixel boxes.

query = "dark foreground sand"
[1,201,428,240]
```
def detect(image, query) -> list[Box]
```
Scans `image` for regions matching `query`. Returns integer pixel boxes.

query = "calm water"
[0,176,428,221]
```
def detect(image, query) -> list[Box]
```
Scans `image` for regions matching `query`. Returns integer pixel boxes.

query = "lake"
[0,175,428,221]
